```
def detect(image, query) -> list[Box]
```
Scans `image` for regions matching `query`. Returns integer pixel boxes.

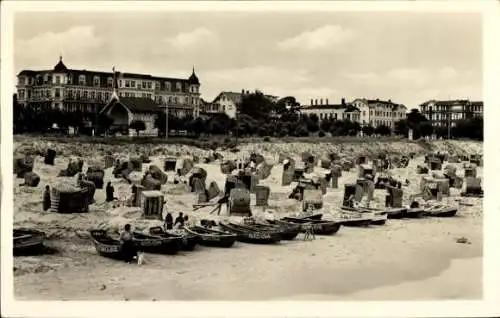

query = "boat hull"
[90,229,125,261]
[133,232,180,255]
[184,226,237,248]
[281,217,342,235]
[219,223,281,244]
[13,229,46,256]
[424,207,458,217]
[406,207,425,218]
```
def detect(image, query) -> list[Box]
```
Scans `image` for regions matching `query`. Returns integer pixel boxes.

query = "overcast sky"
[14,11,482,108]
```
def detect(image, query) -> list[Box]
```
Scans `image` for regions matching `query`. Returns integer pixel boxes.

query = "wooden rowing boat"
[184,226,237,248]
[334,210,373,227]
[133,232,180,255]
[219,222,282,244]
[423,205,458,217]
[89,229,124,260]
[149,226,198,251]
[13,228,46,255]
[280,217,342,235]
[340,206,387,225]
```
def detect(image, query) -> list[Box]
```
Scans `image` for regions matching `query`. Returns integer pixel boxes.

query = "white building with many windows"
[351,98,407,128]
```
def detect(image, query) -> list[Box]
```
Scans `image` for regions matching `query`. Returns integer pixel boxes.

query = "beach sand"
[12,138,483,300]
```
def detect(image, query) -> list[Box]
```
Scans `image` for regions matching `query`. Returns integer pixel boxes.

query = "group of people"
[163,212,191,230]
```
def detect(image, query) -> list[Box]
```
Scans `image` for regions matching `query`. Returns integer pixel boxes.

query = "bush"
[318,130,326,137]
[263,136,271,142]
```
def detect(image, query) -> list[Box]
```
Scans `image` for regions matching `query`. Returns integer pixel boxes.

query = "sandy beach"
[12,138,483,300]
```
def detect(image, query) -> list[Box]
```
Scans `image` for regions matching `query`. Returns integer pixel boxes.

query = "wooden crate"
[229,188,251,216]
[140,190,164,220]
[255,185,270,207]
[164,157,177,172]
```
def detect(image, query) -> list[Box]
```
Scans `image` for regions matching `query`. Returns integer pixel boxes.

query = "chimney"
[320,98,323,105]
[242,89,245,95]
[246,90,249,95]
[310,99,313,106]
[388,99,392,103]
[315,99,318,105]
[326,98,329,105]
[341,98,346,106]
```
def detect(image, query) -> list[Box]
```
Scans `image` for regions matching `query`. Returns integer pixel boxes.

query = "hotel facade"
[419,99,483,127]
[16,57,201,118]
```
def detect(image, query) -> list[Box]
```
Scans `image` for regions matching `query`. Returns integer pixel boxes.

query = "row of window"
[362,110,404,118]
[362,119,394,127]
[424,106,483,113]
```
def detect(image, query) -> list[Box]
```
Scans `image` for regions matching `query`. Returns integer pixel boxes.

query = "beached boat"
[340,206,387,225]
[184,226,237,248]
[241,221,300,241]
[149,226,198,251]
[423,205,458,217]
[385,207,408,219]
[406,207,425,218]
[13,228,46,255]
[219,222,282,244]
[300,213,323,220]
[280,217,342,235]
[133,232,180,255]
[334,210,373,227]
[259,220,301,240]
[89,229,124,260]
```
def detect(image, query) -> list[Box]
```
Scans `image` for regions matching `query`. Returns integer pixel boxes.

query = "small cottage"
[100,96,163,136]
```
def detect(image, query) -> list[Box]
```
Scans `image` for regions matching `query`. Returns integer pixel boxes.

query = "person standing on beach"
[120,224,136,264]
[43,185,51,211]
[164,212,173,230]
[174,212,185,228]
[106,182,117,202]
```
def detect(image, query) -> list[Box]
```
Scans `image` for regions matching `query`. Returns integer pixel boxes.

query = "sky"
[14,11,482,109]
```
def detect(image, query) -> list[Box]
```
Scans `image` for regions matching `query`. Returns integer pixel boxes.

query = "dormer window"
[78,75,86,86]
[93,76,100,87]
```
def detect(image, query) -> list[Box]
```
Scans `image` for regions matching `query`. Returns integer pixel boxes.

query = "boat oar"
[192,202,218,211]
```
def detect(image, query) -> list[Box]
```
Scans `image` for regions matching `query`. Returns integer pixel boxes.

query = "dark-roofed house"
[419,99,483,128]
[300,98,361,122]
[100,96,163,136]
[16,57,201,119]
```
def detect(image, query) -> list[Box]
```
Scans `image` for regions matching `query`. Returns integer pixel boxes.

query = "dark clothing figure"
[43,186,51,211]
[164,213,173,230]
[174,213,185,227]
[120,225,136,263]
[106,182,116,202]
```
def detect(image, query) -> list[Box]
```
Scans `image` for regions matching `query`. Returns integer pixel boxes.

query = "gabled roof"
[101,97,163,115]
[213,92,243,104]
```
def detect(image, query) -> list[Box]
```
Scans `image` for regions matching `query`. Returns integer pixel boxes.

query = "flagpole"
[165,100,169,139]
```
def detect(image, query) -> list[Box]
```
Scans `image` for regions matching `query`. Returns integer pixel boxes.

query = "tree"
[239,91,275,121]
[154,113,167,136]
[419,121,434,137]
[374,125,391,136]
[130,120,146,136]
[275,96,301,115]
[362,125,375,136]
[187,117,206,136]
[393,119,409,136]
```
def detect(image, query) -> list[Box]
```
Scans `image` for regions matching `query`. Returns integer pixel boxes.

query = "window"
[165,82,171,91]
[55,88,60,98]
[319,113,323,120]
[119,80,122,87]
[83,91,88,99]
[147,82,152,89]
[125,92,130,97]
[97,92,102,100]
[125,80,130,88]
[19,76,25,85]
[43,75,49,85]
[79,75,86,86]
[176,82,182,91]
[107,77,113,87]
[90,91,95,99]
[155,82,160,90]
[142,93,146,98]
[142,82,146,89]
[334,113,338,119]
[18,90,25,99]
[94,76,100,87]
[76,91,81,99]
[46,90,50,98]
[105,92,110,100]
[131,80,136,88]
[55,76,61,85]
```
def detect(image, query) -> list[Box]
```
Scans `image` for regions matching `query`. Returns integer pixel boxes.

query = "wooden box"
[140,190,164,220]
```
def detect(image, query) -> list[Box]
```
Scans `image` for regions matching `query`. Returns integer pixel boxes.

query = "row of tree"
[13,92,483,140]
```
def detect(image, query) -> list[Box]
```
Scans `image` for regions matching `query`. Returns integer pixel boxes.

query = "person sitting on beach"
[174,212,185,228]
[164,212,173,230]
[43,185,51,211]
[120,224,136,264]
[106,182,117,202]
